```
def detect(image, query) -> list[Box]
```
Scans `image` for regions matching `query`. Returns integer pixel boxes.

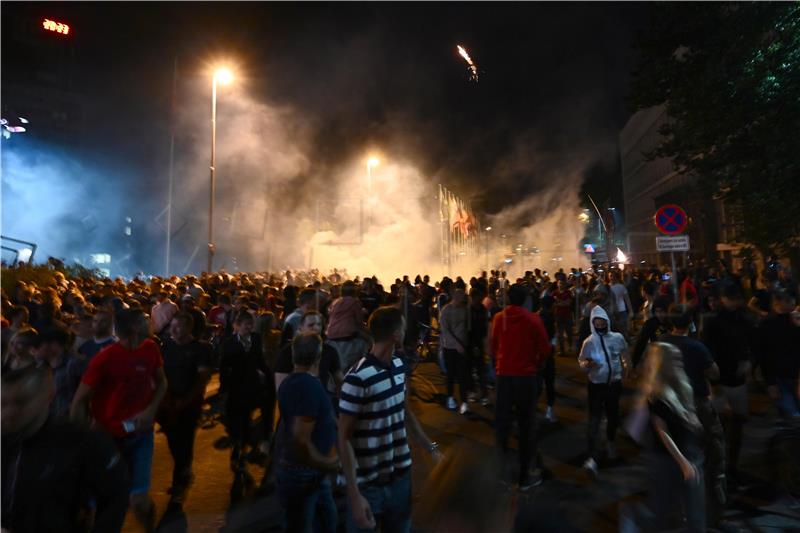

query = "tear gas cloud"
[2,86,597,283]
[170,84,593,283]
[0,139,138,269]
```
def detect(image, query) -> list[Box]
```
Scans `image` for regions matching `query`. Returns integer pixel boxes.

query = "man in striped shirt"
[338,306,441,532]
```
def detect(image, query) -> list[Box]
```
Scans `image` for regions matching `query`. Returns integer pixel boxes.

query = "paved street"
[127,356,800,532]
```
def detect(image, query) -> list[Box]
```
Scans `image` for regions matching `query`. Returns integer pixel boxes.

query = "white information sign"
[656,235,690,252]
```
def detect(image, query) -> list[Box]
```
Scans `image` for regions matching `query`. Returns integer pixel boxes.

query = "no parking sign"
[654,204,688,236]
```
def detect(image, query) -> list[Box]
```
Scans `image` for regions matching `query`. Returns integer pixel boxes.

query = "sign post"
[654,205,689,304]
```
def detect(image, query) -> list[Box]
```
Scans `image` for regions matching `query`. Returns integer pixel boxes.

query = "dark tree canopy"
[630,2,800,261]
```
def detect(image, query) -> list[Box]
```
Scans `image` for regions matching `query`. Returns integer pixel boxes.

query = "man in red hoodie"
[491,283,552,490]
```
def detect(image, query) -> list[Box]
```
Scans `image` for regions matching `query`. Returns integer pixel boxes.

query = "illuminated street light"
[208,65,235,272]
[366,155,381,228]
[215,67,234,85]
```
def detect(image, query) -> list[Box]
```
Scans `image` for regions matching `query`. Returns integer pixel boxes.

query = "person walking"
[490,284,552,490]
[702,283,754,483]
[578,306,628,478]
[219,310,274,488]
[660,305,727,527]
[276,332,340,532]
[639,342,706,532]
[439,289,471,414]
[71,308,168,532]
[338,306,441,532]
[157,312,212,507]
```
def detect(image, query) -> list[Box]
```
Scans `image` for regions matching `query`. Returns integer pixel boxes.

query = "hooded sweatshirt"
[491,305,551,376]
[578,306,627,384]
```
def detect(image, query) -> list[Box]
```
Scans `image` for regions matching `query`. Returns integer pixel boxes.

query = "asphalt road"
[125,355,800,532]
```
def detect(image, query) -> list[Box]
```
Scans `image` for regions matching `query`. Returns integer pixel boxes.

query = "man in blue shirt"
[276,332,340,532]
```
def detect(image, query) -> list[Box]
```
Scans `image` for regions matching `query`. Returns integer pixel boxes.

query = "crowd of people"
[1,260,798,532]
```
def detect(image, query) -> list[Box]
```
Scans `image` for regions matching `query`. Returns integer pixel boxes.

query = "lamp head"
[215,67,234,85]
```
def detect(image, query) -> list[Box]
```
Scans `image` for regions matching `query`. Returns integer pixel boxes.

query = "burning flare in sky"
[457,45,479,82]
[616,247,628,263]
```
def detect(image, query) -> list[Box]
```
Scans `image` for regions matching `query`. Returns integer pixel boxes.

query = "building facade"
[620,105,724,267]
[1,8,85,146]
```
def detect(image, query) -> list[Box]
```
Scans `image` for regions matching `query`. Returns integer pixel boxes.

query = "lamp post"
[366,156,379,228]
[485,226,492,274]
[207,67,233,273]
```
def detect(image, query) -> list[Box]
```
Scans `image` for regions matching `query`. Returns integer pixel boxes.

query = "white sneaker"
[545,406,557,423]
[607,442,617,460]
[583,457,598,479]
[459,402,469,415]
[446,397,457,410]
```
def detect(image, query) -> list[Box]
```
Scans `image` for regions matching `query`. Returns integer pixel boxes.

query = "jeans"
[468,345,488,397]
[695,396,726,523]
[347,470,411,533]
[277,467,337,533]
[587,381,621,460]
[116,431,154,496]
[541,355,556,407]
[613,312,629,336]
[495,375,540,484]
[555,315,573,355]
[443,348,470,405]
[711,383,748,471]
[162,409,200,492]
[775,378,800,417]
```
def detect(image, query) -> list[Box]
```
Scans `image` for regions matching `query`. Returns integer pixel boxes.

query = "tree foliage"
[630,2,800,259]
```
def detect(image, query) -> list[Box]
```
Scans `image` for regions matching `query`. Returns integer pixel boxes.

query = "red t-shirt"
[680,279,698,306]
[208,306,231,336]
[81,338,164,438]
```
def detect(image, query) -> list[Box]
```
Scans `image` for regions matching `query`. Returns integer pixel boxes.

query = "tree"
[629,3,800,268]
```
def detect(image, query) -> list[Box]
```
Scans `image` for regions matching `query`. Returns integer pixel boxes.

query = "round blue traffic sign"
[654,204,688,236]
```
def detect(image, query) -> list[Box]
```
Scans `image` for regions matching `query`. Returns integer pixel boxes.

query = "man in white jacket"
[578,306,628,478]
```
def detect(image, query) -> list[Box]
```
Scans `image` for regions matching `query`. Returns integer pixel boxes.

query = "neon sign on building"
[42,18,70,35]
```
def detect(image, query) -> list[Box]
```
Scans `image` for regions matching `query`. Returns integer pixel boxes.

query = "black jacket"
[220,333,270,406]
[632,317,670,368]
[702,308,755,387]
[757,313,800,384]
[469,303,489,348]
[2,418,128,533]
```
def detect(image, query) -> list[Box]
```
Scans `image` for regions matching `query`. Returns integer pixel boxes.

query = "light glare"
[215,67,234,85]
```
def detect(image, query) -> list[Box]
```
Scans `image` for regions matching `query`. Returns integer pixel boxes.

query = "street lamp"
[484,226,492,273]
[208,66,234,272]
[366,155,380,228]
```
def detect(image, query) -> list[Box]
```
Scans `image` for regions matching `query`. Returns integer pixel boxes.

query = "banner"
[439,184,481,272]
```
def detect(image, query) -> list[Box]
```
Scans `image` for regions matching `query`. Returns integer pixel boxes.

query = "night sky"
[3,2,649,213]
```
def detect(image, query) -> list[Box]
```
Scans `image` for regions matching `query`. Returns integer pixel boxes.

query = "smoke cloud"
[1,138,136,270]
[3,4,640,282]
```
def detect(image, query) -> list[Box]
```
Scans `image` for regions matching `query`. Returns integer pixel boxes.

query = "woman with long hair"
[639,341,705,532]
